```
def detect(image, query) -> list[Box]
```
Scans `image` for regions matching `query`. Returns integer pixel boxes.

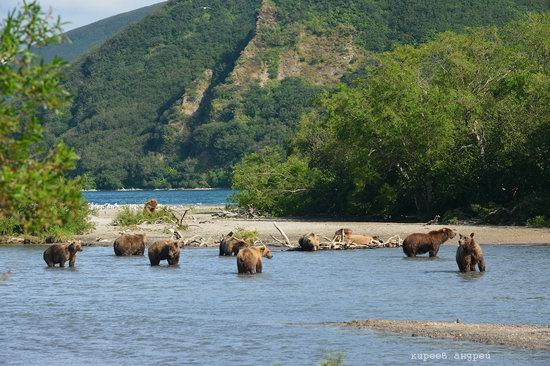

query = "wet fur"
[237,246,273,274]
[113,234,146,256]
[43,240,82,267]
[456,233,485,272]
[219,232,249,256]
[403,228,455,257]
[148,239,180,266]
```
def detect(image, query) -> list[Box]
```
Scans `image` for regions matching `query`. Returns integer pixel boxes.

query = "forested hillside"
[233,14,550,224]
[34,2,165,62]
[43,0,549,193]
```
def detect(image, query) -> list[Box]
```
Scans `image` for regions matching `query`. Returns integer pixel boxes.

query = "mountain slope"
[35,2,165,63]
[47,0,550,189]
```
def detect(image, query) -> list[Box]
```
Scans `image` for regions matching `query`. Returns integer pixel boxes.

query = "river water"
[0,244,549,365]
[83,189,234,205]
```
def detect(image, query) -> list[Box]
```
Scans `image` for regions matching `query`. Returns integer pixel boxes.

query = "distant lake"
[83,189,234,205]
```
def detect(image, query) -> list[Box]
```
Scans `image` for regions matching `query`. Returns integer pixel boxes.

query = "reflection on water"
[457,271,486,282]
[0,245,549,365]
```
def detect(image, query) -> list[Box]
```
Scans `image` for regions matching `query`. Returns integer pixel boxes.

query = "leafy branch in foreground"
[0,1,91,238]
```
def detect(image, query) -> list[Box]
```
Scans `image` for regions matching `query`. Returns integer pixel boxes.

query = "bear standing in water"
[43,240,83,267]
[236,245,273,274]
[148,239,180,266]
[402,228,455,257]
[113,233,146,256]
[219,232,249,256]
[456,233,485,272]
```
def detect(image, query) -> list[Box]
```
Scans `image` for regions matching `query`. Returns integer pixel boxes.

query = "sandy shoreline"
[65,204,550,247]
[338,319,550,351]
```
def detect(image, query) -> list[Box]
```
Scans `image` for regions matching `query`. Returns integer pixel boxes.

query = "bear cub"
[456,233,485,272]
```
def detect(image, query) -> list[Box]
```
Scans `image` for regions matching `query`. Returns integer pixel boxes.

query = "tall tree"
[0,1,90,237]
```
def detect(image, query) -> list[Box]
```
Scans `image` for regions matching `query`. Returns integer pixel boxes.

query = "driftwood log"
[287,234,403,251]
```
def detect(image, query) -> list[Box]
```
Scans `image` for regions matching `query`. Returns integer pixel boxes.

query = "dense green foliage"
[0,1,91,238]
[43,0,549,190]
[233,14,550,224]
[191,78,323,167]
[46,0,260,189]
[34,2,164,63]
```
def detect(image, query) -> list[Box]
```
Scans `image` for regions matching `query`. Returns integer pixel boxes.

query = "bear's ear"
[470,233,475,238]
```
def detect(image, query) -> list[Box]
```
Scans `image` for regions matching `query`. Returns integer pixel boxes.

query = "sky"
[1,0,163,31]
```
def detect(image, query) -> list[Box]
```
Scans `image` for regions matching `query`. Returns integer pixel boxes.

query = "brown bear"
[236,245,273,274]
[298,233,320,251]
[43,240,82,267]
[332,228,353,242]
[219,232,249,256]
[113,233,146,256]
[332,228,378,245]
[143,198,158,214]
[402,228,455,257]
[456,233,486,272]
[148,239,180,266]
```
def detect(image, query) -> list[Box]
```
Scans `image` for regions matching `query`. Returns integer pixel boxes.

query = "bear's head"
[67,240,82,253]
[443,228,456,239]
[307,233,319,243]
[166,240,180,257]
[231,236,249,248]
[458,233,475,247]
[260,245,273,259]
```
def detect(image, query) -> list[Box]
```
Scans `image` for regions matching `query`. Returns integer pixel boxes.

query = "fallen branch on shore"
[180,235,211,247]
[272,222,294,247]
[211,206,266,220]
[287,234,403,251]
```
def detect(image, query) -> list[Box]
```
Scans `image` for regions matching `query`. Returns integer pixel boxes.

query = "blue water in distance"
[83,189,234,205]
[0,244,549,365]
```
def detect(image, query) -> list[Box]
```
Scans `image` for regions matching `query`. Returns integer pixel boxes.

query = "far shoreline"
[3,205,549,246]
[79,205,550,247]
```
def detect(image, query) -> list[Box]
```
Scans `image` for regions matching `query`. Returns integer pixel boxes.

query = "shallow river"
[0,245,549,365]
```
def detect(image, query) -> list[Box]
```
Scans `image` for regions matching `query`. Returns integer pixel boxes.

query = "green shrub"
[234,228,258,244]
[112,206,176,227]
[0,216,19,236]
[445,217,460,225]
[526,216,550,228]
[320,353,345,366]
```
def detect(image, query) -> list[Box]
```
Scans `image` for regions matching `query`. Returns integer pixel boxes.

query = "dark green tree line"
[232,14,550,224]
